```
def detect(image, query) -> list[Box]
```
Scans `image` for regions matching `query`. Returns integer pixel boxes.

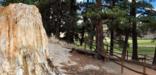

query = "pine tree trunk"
[122,33,129,60]
[95,20,104,56]
[110,29,114,55]
[80,27,85,46]
[131,0,138,60]
[95,20,105,57]
[65,0,76,43]
[153,46,156,65]
[95,0,105,57]
[89,35,94,50]
[132,21,138,60]
[109,0,115,56]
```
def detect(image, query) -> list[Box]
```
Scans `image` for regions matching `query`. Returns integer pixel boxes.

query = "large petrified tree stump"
[0,3,57,75]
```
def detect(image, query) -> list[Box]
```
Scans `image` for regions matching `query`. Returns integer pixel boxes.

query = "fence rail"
[72,47,156,75]
[112,54,148,75]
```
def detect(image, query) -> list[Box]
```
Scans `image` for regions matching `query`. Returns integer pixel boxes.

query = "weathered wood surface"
[0,3,57,75]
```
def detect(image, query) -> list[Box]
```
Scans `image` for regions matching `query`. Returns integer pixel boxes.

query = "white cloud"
[128,0,132,3]
[77,0,83,3]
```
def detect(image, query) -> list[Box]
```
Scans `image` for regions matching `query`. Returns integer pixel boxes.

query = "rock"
[0,3,58,75]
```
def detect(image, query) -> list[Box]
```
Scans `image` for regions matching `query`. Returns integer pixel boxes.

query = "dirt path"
[62,51,119,75]
[67,51,156,75]
[48,40,156,75]
[48,41,119,75]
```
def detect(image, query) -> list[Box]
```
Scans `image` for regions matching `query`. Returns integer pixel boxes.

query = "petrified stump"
[0,3,56,75]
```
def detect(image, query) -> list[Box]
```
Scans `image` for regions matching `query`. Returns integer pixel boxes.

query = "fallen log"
[71,48,97,55]
[71,48,106,60]
[0,3,59,75]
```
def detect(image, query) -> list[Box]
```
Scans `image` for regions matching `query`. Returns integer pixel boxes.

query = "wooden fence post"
[105,45,109,62]
[126,50,128,60]
[143,55,146,75]
[121,57,124,74]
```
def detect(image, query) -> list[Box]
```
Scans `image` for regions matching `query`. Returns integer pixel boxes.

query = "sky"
[76,0,85,3]
[76,0,156,9]
[150,1,156,9]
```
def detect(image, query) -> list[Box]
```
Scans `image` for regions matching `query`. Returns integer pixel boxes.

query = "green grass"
[115,47,155,56]
[74,39,156,56]
[113,39,156,56]
[128,39,156,47]
[137,47,155,55]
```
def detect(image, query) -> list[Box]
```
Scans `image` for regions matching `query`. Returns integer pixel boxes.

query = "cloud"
[128,0,132,2]
[77,0,83,3]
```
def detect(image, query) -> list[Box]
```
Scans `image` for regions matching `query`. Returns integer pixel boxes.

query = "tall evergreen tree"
[131,0,138,60]
[95,0,105,57]
[109,0,115,56]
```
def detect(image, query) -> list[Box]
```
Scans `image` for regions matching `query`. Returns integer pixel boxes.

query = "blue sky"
[77,0,156,9]
[77,0,85,3]
[150,1,156,9]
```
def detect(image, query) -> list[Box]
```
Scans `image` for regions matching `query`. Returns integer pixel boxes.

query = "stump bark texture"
[0,3,57,75]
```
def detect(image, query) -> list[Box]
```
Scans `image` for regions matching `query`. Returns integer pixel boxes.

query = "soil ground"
[48,40,156,75]
[62,51,117,75]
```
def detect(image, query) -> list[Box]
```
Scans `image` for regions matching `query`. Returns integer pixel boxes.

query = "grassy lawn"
[75,39,156,56]
[113,39,156,56]
[115,47,155,56]
[128,39,156,47]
